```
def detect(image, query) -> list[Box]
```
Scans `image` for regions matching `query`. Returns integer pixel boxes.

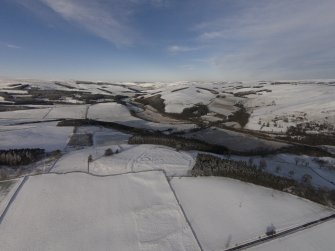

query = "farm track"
[307,166,335,186]
[164,174,204,251]
[225,213,335,251]
[42,107,53,119]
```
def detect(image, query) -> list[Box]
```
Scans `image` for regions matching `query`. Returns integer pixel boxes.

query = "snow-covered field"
[171,176,334,251]
[0,172,200,251]
[92,145,194,176]
[51,146,103,173]
[0,122,73,151]
[87,102,136,123]
[52,144,195,177]
[0,108,50,122]
[88,102,196,132]
[45,105,88,120]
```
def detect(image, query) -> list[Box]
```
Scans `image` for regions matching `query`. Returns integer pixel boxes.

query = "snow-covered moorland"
[0,79,334,251]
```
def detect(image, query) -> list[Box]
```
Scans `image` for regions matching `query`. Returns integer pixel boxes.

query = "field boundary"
[0,176,28,224]
[225,213,335,250]
[164,174,204,251]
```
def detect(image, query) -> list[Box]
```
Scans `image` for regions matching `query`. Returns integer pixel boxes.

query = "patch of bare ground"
[135,94,166,113]
[67,133,93,147]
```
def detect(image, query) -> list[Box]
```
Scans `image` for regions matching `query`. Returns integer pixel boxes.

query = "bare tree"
[248,157,254,166]
[266,224,276,236]
[259,159,267,171]
[301,174,312,185]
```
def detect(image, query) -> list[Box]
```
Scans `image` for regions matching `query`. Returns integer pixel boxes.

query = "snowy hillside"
[0,79,334,251]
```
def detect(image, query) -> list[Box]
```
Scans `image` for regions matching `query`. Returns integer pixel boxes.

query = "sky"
[1,0,335,82]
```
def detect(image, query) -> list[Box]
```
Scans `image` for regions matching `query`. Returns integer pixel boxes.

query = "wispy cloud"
[149,0,170,8]
[168,45,200,54]
[16,0,170,47]
[0,42,21,49]
[6,0,335,80]
[195,0,335,79]
[39,0,135,47]
[6,44,21,49]
[180,64,195,71]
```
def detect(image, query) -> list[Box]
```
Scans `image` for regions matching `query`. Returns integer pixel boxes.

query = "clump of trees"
[233,90,257,97]
[228,103,250,128]
[104,148,114,156]
[129,134,228,154]
[192,154,296,191]
[191,154,335,207]
[280,133,335,146]
[134,94,166,113]
[181,103,209,117]
[287,122,334,136]
[281,121,335,146]
[0,148,45,166]
[312,157,335,170]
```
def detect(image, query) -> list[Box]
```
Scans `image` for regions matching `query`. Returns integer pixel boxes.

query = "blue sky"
[1,0,335,81]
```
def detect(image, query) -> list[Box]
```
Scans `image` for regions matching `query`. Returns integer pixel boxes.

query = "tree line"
[128,134,229,154]
[192,154,335,207]
[0,148,45,166]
